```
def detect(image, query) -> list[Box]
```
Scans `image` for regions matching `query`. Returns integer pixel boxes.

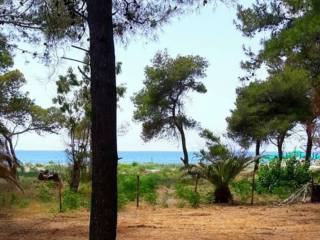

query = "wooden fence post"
[194,174,199,193]
[136,175,140,208]
[58,181,62,212]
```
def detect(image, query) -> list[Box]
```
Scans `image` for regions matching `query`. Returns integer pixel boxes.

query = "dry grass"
[0,203,320,240]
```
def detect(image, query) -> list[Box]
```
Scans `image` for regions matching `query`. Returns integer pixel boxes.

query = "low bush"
[37,182,56,203]
[62,189,90,211]
[231,179,252,202]
[118,174,137,203]
[144,192,157,205]
[140,174,162,195]
[257,157,310,195]
[175,184,200,208]
[62,190,81,210]
[117,172,164,207]
[0,192,30,208]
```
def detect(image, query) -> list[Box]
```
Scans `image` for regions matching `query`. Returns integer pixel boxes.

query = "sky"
[10,1,306,152]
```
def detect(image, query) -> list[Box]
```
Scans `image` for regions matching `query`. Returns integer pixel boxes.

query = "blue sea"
[16,150,199,165]
[16,150,320,165]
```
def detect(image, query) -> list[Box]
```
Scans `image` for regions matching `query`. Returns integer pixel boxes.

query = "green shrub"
[231,179,252,202]
[62,190,80,210]
[177,201,186,208]
[118,174,137,202]
[78,182,91,196]
[175,184,200,208]
[117,172,164,208]
[37,183,55,202]
[0,193,30,208]
[144,192,157,205]
[131,162,138,167]
[257,157,310,195]
[271,185,294,199]
[140,174,162,194]
[118,193,129,210]
[62,189,90,211]
[202,191,214,204]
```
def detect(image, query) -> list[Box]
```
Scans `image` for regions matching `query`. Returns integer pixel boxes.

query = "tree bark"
[70,161,81,192]
[87,1,118,239]
[171,103,189,167]
[305,122,314,166]
[251,139,261,205]
[4,135,19,177]
[277,133,285,167]
[177,123,189,166]
[214,185,232,203]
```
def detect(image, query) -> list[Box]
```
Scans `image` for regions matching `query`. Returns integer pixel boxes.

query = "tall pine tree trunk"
[251,139,261,205]
[172,108,189,167]
[87,1,118,239]
[277,133,285,167]
[305,122,314,166]
[70,161,81,192]
[178,124,189,167]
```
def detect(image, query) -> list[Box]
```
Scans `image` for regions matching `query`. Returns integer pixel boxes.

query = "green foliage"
[78,182,91,196]
[62,189,90,211]
[117,171,166,207]
[0,36,60,187]
[132,50,208,142]
[195,130,254,187]
[188,130,255,203]
[3,162,314,212]
[0,62,60,136]
[53,65,91,192]
[140,174,162,195]
[144,192,157,205]
[235,2,318,163]
[118,174,137,203]
[0,192,29,208]
[231,67,311,129]
[236,0,320,61]
[62,190,80,210]
[257,158,311,195]
[236,0,320,97]
[53,55,127,192]
[118,193,129,210]
[175,184,200,208]
[231,179,252,202]
[37,182,56,203]
[228,67,314,160]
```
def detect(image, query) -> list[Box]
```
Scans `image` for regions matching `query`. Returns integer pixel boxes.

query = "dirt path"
[0,204,320,240]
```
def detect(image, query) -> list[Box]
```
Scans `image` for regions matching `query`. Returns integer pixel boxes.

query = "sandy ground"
[0,203,320,240]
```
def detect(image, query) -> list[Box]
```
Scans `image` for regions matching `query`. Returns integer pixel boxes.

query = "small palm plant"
[188,129,254,203]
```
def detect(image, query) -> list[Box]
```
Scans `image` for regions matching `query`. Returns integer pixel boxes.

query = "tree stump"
[311,185,320,203]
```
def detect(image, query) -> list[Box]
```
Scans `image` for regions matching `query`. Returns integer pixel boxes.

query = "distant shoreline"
[15,150,320,165]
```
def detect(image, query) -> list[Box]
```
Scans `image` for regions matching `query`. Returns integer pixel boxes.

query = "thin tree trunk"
[194,173,199,193]
[4,135,19,177]
[305,132,313,166]
[172,106,189,167]
[87,1,118,239]
[251,139,261,205]
[178,124,189,166]
[70,161,81,192]
[214,185,232,203]
[305,122,314,166]
[277,133,285,167]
